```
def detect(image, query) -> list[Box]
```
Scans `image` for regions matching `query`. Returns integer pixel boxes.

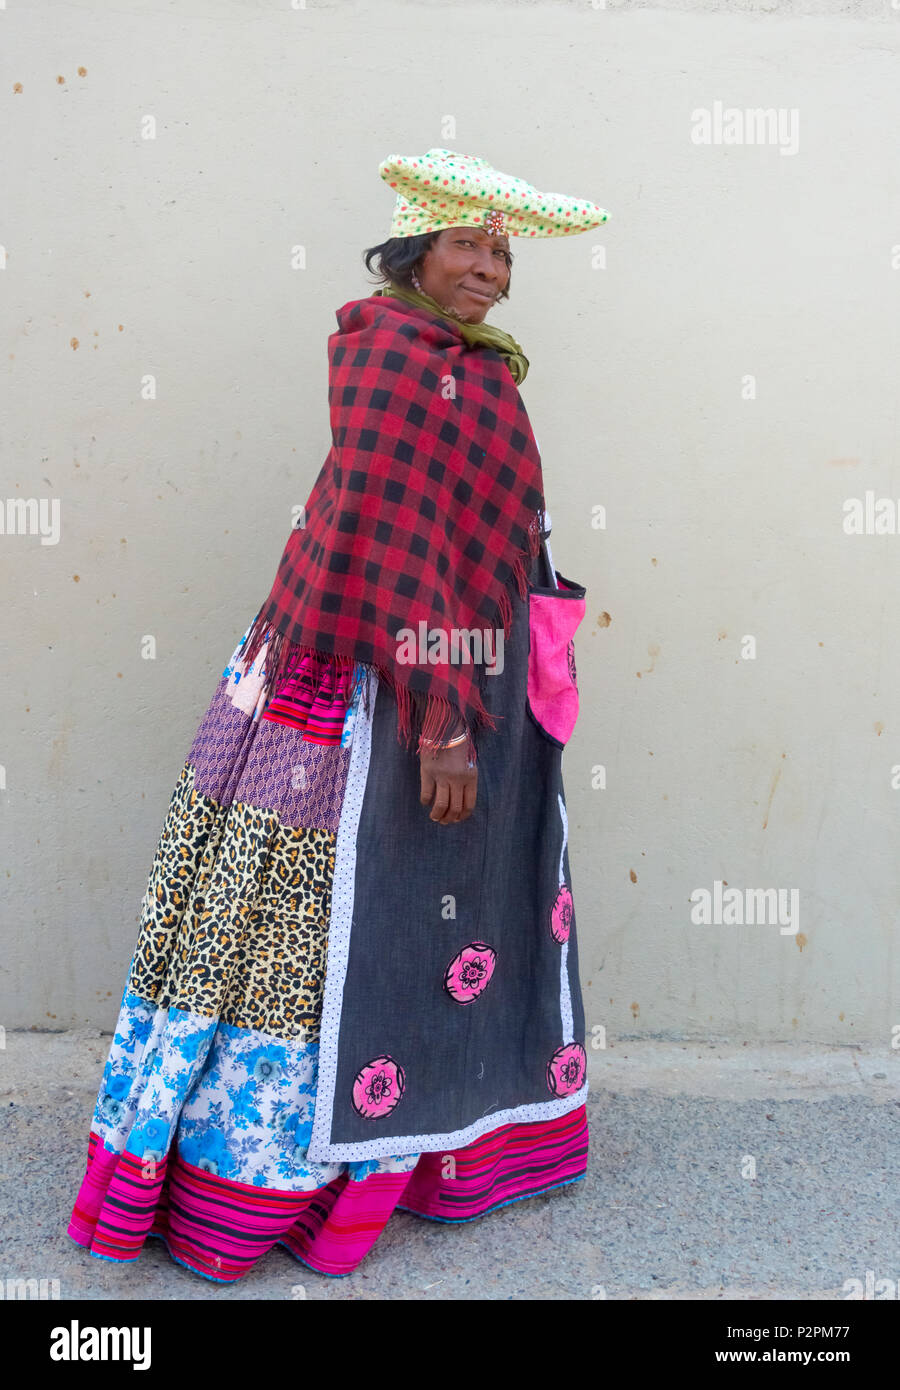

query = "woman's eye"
[457,239,510,266]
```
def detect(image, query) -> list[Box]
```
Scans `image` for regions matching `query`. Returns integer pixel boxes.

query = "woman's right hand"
[419,739,477,824]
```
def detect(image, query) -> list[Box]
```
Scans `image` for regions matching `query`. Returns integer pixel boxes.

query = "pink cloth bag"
[526,570,586,747]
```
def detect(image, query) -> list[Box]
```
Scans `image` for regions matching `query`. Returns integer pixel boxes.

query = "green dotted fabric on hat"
[379,147,610,240]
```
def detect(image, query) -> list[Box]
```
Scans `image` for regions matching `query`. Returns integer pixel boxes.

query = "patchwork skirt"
[66,609,589,1283]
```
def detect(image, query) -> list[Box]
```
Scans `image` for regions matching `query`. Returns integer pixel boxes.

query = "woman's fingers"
[418,741,476,822]
[431,772,476,824]
[439,777,464,824]
[429,780,450,822]
[420,763,436,805]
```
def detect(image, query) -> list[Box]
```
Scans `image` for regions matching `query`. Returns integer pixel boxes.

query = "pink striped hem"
[67,1106,589,1282]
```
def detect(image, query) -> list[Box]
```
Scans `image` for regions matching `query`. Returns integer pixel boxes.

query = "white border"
[311,1086,590,1164]
[547,522,576,1047]
[558,791,575,1047]
[306,669,379,1163]
[306,667,588,1163]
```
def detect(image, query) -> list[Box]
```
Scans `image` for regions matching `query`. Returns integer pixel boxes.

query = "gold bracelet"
[440,730,468,748]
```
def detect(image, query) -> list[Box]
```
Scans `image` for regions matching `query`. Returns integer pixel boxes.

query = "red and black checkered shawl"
[240,291,546,765]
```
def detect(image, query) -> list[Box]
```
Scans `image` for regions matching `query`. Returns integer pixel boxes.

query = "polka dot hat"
[379,147,611,240]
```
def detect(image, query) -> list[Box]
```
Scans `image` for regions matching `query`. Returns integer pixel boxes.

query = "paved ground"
[1,1032,897,1300]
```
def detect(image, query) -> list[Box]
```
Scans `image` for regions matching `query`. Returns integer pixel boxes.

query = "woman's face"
[416,225,512,324]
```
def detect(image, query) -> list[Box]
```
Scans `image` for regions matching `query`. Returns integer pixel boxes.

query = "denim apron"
[307,530,588,1162]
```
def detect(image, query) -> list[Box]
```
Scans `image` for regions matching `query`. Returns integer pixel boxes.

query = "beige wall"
[4,0,899,1049]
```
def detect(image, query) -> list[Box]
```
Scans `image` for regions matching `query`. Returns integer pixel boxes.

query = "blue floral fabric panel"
[93,989,419,1192]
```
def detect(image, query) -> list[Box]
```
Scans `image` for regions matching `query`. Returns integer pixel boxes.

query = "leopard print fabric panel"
[128,762,336,1046]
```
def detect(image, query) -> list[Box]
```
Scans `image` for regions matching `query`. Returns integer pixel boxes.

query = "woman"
[66,148,610,1282]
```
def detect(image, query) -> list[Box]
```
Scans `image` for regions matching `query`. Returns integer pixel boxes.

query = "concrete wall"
[3,0,899,1044]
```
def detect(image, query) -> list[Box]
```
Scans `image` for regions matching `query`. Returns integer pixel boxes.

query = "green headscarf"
[373,280,529,386]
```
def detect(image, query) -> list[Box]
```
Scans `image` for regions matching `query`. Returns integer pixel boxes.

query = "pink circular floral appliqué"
[550,884,574,943]
[546,1042,587,1098]
[351,1055,405,1120]
[443,942,497,1005]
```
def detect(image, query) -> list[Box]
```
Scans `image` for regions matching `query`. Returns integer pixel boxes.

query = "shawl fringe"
[239,509,544,769]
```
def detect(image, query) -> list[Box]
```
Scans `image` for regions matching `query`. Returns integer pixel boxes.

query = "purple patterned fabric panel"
[188,681,254,802]
[188,678,350,832]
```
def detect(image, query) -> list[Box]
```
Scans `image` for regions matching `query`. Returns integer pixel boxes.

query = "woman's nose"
[470,250,500,280]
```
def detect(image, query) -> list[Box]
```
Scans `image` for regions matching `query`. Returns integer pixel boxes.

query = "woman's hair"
[363,232,512,301]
